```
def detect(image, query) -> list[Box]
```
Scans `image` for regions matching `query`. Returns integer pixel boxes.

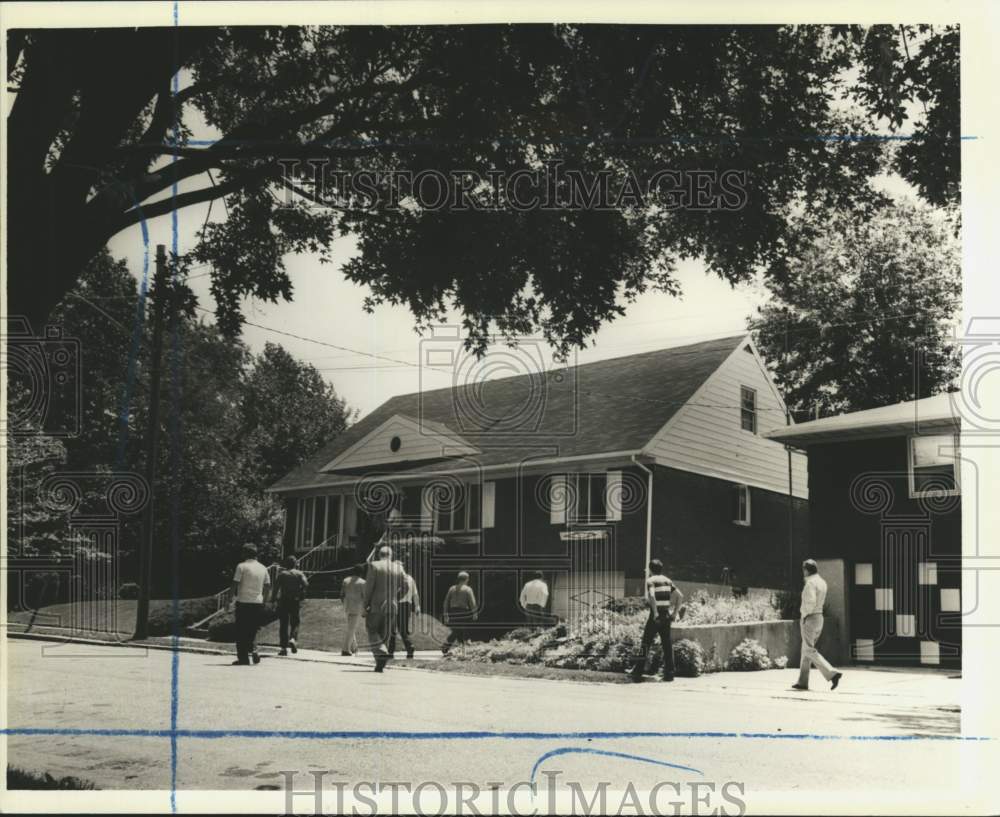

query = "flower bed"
[444,592,796,676]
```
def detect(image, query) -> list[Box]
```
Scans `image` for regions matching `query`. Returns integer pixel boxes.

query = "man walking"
[363,545,407,672]
[389,564,421,660]
[792,559,843,691]
[519,571,550,627]
[630,559,684,683]
[340,563,367,656]
[441,571,477,654]
[273,555,308,656]
[230,543,271,666]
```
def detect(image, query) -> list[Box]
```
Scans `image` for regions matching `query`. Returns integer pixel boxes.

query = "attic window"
[390,435,402,453]
[740,386,757,434]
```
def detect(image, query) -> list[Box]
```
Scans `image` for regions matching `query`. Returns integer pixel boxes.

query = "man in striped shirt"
[630,559,685,682]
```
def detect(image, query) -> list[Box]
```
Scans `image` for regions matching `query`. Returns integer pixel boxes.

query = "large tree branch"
[112,169,270,233]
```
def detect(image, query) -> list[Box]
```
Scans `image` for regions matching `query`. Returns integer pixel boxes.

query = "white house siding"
[322,415,477,471]
[643,342,808,499]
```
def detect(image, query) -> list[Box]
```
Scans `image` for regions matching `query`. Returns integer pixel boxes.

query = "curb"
[4,629,442,672]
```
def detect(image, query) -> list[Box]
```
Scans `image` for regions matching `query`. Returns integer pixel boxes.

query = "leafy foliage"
[672,638,706,677]
[751,202,961,416]
[8,25,958,352]
[7,251,353,598]
[448,592,785,673]
[726,637,773,671]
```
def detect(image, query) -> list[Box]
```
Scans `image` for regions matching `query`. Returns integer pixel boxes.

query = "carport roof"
[764,393,960,448]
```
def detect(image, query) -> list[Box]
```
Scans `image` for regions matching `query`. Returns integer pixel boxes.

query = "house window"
[294,495,341,551]
[435,482,482,533]
[908,434,960,497]
[733,484,751,526]
[569,472,608,524]
[740,386,757,433]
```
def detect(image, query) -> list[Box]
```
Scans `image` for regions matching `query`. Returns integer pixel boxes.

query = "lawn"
[6,598,451,652]
[6,597,217,636]
[213,598,450,653]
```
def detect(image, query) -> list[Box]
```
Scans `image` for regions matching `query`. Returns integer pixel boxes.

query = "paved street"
[3,637,993,811]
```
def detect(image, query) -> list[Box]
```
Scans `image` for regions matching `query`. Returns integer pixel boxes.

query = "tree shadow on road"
[839,706,960,736]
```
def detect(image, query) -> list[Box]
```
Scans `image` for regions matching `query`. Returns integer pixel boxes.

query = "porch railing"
[189,534,341,631]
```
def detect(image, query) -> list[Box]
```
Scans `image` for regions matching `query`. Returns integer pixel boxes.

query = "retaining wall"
[672,619,800,666]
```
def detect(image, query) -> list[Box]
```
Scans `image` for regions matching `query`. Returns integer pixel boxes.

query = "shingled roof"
[268,334,746,493]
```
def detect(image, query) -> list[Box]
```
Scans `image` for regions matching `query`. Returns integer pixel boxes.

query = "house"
[766,393,961,669]
[268,334,809,628]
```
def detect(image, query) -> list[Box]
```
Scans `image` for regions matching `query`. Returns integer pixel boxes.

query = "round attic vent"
[390,435,402,453]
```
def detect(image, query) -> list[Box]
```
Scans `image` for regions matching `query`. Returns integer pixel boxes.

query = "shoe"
[629,674,644,683]
[341,651,352,656]
[791,683,808,690]
[278,649,287,657]
[374,658,387,673]
[232,659,250,666]
[251,652,261,665]
[290,640,298,654]
[406,649,414,660]
[830,672,843,690]
[662,676,675,682]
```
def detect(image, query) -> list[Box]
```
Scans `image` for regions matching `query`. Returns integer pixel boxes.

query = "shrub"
[772,655,789,669]
[7,766,96,789]
[672,639,705,677]
[771,589,799,620]
[726,637,772,671]
[118,582,139,600]
[680,592,780,626]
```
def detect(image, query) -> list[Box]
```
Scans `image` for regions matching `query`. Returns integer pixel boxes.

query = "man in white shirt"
[519,571,550,627]
[792,559,843,691]
[230,543,271,666]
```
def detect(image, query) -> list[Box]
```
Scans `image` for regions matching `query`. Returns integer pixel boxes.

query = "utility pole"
[134,245,169,640]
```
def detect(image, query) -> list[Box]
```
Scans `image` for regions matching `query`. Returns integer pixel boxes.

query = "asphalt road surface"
[3,638,992,812]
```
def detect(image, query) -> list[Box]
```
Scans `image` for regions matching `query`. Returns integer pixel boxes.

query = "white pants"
[798,613,836,686]
[344,612,363,654]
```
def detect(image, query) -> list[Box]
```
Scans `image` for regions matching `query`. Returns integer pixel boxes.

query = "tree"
[8,25,958,352]
[750,202,961,417]
[240,342,354,490]
[8,250,356,595]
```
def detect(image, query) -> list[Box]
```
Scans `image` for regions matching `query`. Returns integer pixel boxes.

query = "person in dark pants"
[230,543,271,666]
[519,571,550,627]
[388,564,421,659]
[630,559,685,683]
[441,571,477,654]
[273,555,309,656]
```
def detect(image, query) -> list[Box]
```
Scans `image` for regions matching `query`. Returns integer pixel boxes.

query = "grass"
[7,766,97,789]
[211,598,450,652]
[7,597,218,636]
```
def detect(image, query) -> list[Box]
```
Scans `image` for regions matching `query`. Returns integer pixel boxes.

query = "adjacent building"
[767,393,961,669]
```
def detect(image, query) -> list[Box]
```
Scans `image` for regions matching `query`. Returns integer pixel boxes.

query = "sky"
[107,211,768,418]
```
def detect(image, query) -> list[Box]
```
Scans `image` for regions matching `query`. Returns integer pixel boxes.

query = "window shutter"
[605,470,622,521]
[482,481,496,528]
[550,475,567,524]
[420,485,433,532]
[732,485,740,522]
